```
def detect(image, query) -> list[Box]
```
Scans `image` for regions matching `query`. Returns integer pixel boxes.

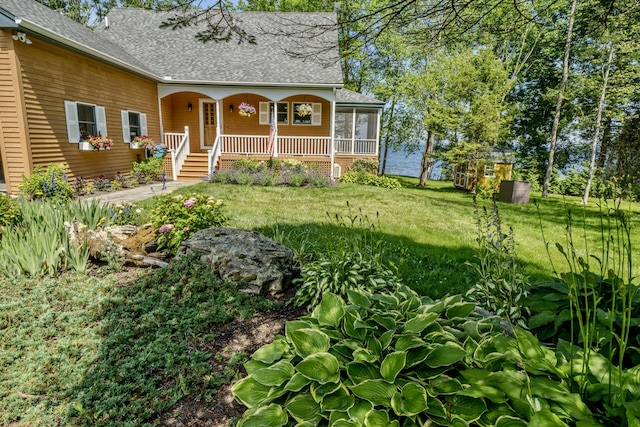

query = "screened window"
[334,109,354,139]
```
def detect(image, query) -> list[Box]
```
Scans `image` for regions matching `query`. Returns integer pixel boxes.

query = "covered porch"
[157,86,383,181]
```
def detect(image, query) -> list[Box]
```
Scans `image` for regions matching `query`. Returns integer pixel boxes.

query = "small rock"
[196,408,209,419]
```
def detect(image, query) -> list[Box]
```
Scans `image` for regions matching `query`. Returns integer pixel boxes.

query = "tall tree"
[542,0,578,198]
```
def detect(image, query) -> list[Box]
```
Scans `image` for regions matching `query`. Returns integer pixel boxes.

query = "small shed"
[453,148,515,191]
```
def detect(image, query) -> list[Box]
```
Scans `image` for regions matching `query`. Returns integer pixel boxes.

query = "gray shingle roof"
[336,88,384,106]
[0,0,154,75]
[97,8,344,86]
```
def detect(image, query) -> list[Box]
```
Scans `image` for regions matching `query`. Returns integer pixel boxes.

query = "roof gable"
[97,8,344,86]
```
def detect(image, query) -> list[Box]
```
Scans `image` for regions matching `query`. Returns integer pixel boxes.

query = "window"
[120,110,148,142]
[77,104,97,139]
[292,102,321,125]
[484,164,496,178]
[64,100,107,143]
[259,102,289,125]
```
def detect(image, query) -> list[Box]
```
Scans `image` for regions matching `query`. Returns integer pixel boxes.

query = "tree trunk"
[597,116,612,169]
[380,99,396,175]
[581,42,614,205]
[542,0,578,198]
[419,130,436,186]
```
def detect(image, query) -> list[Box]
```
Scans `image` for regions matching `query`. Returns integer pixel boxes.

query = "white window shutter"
[259,102,269,125]
[64,100,80,142]
[140,113,147,136]
[96,106,107,137]
[121,110,130,142]
[311,103,322,125]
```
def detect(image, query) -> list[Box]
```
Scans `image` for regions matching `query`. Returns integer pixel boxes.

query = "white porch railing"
[164,126,189,181]
[278,136,331,156]
[208,134,222,176]
[222,135,271,154]
[335,138,377,155]
[220,135,331,157]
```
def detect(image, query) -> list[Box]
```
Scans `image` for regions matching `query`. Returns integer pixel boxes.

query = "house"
[0,0,384,194]
[452,148,515,191]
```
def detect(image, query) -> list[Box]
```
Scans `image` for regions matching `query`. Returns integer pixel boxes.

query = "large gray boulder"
[176,228,295,295]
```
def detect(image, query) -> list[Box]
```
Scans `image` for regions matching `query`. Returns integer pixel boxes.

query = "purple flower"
[183,198,196,207]
[158,224,174,233]
[161,170,167,191]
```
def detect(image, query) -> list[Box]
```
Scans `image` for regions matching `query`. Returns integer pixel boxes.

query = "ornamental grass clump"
[150,193,227,253]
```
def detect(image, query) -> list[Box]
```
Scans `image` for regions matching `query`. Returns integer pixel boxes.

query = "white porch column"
[330,96,336,179]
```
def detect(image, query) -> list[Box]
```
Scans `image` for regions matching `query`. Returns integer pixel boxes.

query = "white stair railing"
[165,126,189,180]
[207,135,222,176]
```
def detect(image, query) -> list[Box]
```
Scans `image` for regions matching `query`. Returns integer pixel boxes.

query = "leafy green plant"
[19,163,74,201]
[340,171,402,189]
[348,158,379,174]
[466,199,530,327]
[234,287,610,426]
[210,161,332,188]
[150,193,228,253]
[132,157,163,181]
[0,193,20,228]
[70,255,278,426]
[293,252,402,310]
[93,175,110,191]
[108,201,143,225]
[525,199,640,424]
[0,199,113,278]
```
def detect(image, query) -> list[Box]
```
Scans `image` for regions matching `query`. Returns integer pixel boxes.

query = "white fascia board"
[160,78,344,89]
[16,18,161,82]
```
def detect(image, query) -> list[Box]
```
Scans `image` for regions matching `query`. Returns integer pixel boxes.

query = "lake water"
[380,145,444,179]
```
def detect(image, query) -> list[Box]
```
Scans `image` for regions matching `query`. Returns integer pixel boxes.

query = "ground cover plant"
[2,177,640,426]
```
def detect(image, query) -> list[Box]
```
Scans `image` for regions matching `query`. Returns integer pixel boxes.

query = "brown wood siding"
[165,92,205,152]
[13,35,160,187]
[222,94,331,137]
[0,31,33,193]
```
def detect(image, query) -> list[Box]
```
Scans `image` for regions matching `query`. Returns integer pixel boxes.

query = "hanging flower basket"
[238,102,256,117]
[296,103,313,117]
[132,135,154,149]
[81,135,112,150]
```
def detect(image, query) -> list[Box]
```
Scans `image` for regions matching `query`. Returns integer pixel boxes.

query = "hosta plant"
[233,287,609,426]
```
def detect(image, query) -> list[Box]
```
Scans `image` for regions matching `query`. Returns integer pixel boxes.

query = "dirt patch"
[139,277,306,427]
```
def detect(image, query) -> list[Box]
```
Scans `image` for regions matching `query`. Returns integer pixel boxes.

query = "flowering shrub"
[0,193,20,228]
[94,174,111,191]
[295,103,313,117]
[150,193,228,253]
[238,102,256,117]
[84,135,112,150]
[109,202,142,225]
[132,135,154,149]
[19,163,74,201]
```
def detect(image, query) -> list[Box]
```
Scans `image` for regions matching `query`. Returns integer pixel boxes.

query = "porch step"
[177,153,210,182]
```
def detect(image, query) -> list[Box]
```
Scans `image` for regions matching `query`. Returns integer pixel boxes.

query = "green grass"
[0,256,278,426]
[139,178,640,297]
[3,178,639,426]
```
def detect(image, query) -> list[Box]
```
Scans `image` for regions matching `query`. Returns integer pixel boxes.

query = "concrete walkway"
[83,180,199,204]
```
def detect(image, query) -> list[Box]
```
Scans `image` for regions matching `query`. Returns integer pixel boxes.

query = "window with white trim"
[292,102,322,125]
[484,164,496,178]
[259,102,289,125]
[64,100,107,142]
[121,110,148,142]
